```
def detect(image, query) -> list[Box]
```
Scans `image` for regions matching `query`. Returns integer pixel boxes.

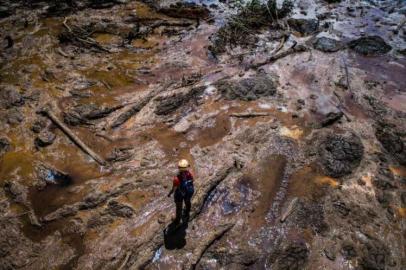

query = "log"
[40,107,107,166]
[250,42,308,69]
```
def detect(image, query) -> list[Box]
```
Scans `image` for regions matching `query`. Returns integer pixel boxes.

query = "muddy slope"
[1,0,405,269]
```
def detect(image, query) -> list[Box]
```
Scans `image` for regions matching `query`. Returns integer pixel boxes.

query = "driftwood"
[250,42,308,69]
[280,197,298,223]
[230,112,271,118]
[40,107,107,166]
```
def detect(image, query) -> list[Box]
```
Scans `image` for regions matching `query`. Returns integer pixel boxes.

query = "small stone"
[6,108,24,125]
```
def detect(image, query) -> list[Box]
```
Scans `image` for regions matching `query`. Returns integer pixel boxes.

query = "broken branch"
[40,107,107,166]
[250,43,308,69]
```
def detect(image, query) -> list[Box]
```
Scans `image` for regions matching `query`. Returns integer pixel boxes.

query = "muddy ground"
[0,0,405,269]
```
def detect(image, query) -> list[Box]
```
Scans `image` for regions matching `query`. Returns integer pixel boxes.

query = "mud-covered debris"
[0,137,11,156]
[107,147,133,162]
[348,36,392,56]
[4,181,28,204]
[158,2,210,20]
[35,130,56,148]
[332,200,350,216]
[31,119,47,133]
[320,111,344,127]
[324,246,336,261]
[318,134,364,177]
[359,238,392,270]
[87,213,114,228]
[313,37,342,52]
[401,192,406,207]
[375,123,406,165]
[0,86,24,109]
[341,241,357,260]
[216,74,277,101]
[373,167,397,190]
[292,200,328,234]
[6,108,24,125]
[274,241,309,270]
[375,190,393,208]
[64,103,121,126]
[155,86,205,115]
[210,0,292,54]
[288,18,319,36]
[107,200,134,217]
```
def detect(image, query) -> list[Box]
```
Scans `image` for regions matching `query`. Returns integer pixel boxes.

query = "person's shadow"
[163,217,189,250]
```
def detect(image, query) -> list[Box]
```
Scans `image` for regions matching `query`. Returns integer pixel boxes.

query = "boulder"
[348,36,392,56]
[318,133,364,177]
[313,37,342,52]
[288,18,319,36]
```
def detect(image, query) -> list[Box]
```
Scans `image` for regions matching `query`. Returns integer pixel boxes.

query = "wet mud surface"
[1,0,406,269]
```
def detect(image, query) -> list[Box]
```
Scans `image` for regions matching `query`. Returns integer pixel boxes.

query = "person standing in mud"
[167,159,195,224]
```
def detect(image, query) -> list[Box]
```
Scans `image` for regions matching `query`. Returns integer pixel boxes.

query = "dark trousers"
[174,192,192,223]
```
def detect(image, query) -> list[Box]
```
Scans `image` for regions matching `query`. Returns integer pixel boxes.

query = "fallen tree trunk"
[40,107,107,166]
[250,43,308,69]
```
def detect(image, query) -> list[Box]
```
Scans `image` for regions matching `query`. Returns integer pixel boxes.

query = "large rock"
[318,133,364,177]
[375,123,406,165]
[313,37,342,52]
[216,74,278,101]
[106,200,134,218]
[288,18,319,36]
[348,36,392,56]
